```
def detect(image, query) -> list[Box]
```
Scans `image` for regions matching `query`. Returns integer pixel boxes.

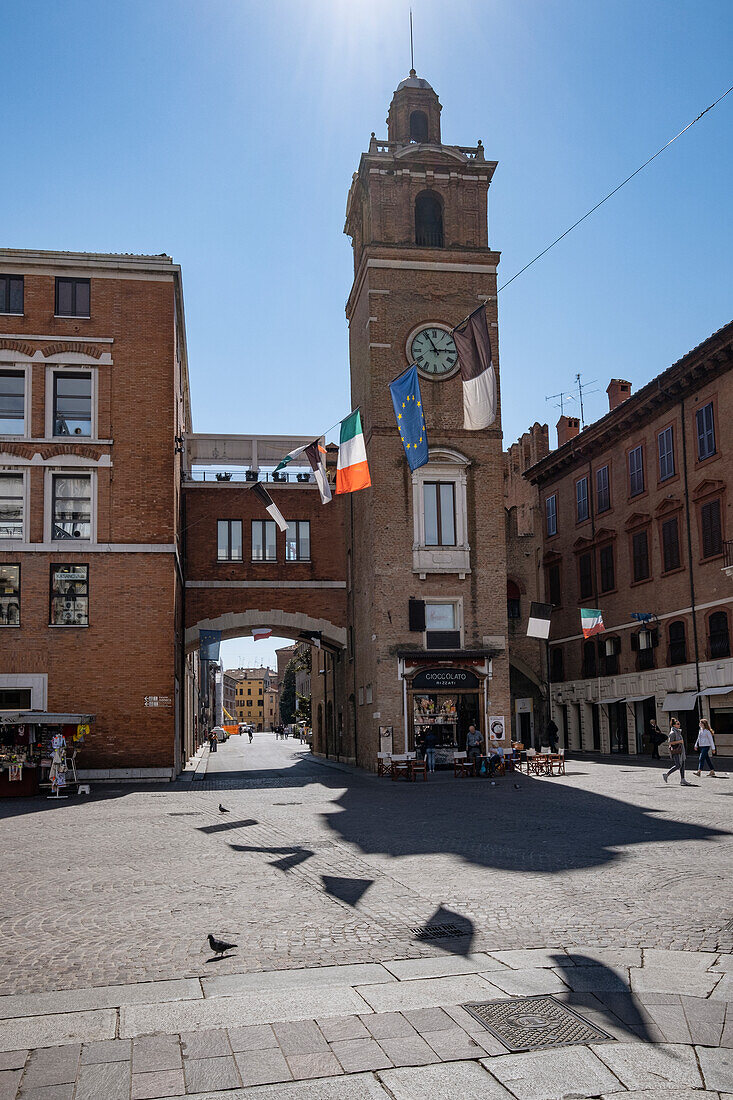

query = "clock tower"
[343,72,510,768]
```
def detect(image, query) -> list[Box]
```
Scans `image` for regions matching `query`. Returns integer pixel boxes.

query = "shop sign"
[489,715,506,740]
[411,667,480,691]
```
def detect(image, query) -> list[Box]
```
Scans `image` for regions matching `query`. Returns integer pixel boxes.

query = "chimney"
[556,415,580,447]
[607,378,632,412]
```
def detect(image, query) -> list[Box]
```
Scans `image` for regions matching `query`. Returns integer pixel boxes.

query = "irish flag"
[336,410,371,495]
[580,608,605,639]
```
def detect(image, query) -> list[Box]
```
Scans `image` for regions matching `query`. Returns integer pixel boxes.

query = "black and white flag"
[527,602,553,640]
[252,481,287,532]
[453,305,497,430]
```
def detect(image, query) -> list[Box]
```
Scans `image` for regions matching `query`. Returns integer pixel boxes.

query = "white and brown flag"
[252,481,288,532]
[453,305,497,431]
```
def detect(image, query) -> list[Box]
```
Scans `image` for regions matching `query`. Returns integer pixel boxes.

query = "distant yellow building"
[265,688,279,729]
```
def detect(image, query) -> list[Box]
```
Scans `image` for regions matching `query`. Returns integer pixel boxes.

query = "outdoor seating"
[411,757,428,781]
[390,753,413,781]
[377,752,392,777]
[548,750,566,775]
[453,751,473,777]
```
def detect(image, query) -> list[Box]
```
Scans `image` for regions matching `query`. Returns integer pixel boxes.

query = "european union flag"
[389,364,429,471]
[199,629,222,661]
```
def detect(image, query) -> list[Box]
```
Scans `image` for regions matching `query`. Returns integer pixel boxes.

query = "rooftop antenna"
[409,8,415,73]
[575,373,600,429]
[545,390,575,417]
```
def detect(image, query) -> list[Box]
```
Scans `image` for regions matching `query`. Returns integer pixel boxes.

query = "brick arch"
[0,339,36,357]
[37,444,104,460]
[40,342,106,359]
[0,442,35,459]
[185,608,346,653]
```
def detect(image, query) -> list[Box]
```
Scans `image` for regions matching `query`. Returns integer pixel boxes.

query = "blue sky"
[5,0,732,671]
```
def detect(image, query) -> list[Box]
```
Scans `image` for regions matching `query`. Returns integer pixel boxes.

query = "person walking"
[694,718,717,777]
[545,718,559,753]
[248,728,253,744]
[649,719,663,760]
[209,730,218,754]
[663,718,691,785]
[423,727,437,773]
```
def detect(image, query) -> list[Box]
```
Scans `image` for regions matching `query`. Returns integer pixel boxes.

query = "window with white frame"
[0,370,26,435]
[251,519,277,561]
[411,450,470,577]
[0,475,24,539]
[0,564,20,626]
[51,474,92,541]
[546,493,557,536]
[217,519,242,561]
[285,520,310,561]
[53,371,92,437]
[49,564,89,626]
[425,599,461,650]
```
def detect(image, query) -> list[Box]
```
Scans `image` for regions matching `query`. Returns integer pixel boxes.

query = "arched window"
[550,647,564,682]
[709,611,730,658]
[415,190,444,247]
[409,110,429,142]
[668,620,687,666]
[507,579,521,620]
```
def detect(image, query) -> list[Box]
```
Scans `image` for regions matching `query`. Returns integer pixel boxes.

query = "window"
[668,620,687,666]
[507,579,521,620]
[632,529,650,582]
[0,275,23,314]
[546,494,557,537]
[547,563,561,607]
[658,426,675,481]
[415,190,444,247]
[423,481,455,546]
[53,372,92,437]
[601,635,621,676]
[661,516,681,572]
[709,611,730,659]
[425,601,460,649]
[0,687,31,708]
[696,402,716,461]
[596,466,610,513]
[217,519,242,562]
[0,564,20,626]
[578,551,594,600]
[0,370,25,435]
[582,639,596,678]
[0,475,23,539]
[251,519,277,561]
[286,520,311,561]
[599,544,615,592]
[49,564,89,626]
[409,110,428,142]
[52,475,91,540]
[550,647,564,682]
[628,445,644,497]
[700,499,723,559]
[55,277,90,317]
[576,477,589,522]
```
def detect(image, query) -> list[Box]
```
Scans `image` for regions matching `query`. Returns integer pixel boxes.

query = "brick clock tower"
[344,72,510,769]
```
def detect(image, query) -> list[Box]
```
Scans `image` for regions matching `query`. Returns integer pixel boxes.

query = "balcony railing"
[185,469,317,485]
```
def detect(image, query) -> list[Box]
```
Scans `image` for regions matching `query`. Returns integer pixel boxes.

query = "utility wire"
[497,83,733,294]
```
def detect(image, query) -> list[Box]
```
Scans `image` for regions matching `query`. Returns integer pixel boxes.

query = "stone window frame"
[45,363,99,442]
[423,596,464,651]
[0,361,32,439]
[0,467,30,543]
[411,447,470,578]
[43,466,98,545]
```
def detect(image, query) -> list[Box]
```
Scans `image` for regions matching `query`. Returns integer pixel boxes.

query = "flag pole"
[451,302,488,334]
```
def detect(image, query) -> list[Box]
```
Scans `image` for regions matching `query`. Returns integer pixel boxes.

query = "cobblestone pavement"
[1,735,731,998]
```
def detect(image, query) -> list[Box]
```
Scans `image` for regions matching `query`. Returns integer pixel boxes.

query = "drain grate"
[411,923,468,939]
[461,995,613,1052]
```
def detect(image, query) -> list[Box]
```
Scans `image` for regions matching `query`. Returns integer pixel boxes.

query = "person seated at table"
[465,724,483,770]
[487,730,505,776]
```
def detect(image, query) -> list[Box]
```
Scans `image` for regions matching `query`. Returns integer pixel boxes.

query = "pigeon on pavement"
[208,934,237,957]
[219,804,229,813]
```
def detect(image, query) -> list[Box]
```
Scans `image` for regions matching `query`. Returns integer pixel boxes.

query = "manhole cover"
[411,923,468,939]
[461,995,613,1052]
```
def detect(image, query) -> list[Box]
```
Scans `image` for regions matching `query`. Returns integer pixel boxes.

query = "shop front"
[399,655,491,767]
[0,713,94,797]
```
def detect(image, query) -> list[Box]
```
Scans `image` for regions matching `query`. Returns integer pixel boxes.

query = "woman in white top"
[694,719,716,777]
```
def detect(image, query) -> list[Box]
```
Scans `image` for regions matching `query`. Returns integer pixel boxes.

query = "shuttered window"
[546,494,557,537]
[700,499,723,558]
[595,465,610,513]
[576,477,589,522]
[657,426,675,481]
[696,402,716,460]
[578,551,594,600]
[632,530,650,581]
[547,563,561,607]
[709,611,730,659]
[628,445,644,496]
[668,620,687,666]
[599,545,615,592]
[661,517,681,572]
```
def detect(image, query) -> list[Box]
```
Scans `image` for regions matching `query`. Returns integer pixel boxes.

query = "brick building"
[523,321,733,755]
[338,71,511,768]
[0,249,189,780]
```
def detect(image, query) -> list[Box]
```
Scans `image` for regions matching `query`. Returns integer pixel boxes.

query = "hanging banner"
[199,629,222,661]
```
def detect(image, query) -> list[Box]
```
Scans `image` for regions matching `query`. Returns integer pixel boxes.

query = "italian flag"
[336,410,371,495]
[580,608,605,639]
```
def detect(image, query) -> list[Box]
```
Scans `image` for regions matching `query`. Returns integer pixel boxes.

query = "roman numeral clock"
[408,324,459,378]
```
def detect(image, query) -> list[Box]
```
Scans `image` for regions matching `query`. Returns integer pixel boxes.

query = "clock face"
[410,326,459,378]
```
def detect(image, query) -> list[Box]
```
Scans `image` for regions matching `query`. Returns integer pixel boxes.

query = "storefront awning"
[697,685,733,698]
[624,694,655,704]
[660,692,698,711]
[0,712,95,726]
[599,697,625,705]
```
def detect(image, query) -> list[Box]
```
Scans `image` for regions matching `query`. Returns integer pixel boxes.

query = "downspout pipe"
[680,397,702,703]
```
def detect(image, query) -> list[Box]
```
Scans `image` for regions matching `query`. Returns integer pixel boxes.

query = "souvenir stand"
[0,713,94,798]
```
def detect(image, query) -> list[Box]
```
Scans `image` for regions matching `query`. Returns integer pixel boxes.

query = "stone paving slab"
[119,986,370,1037]
[354,974,495,1013]
[189,1071,389,1097]
[485,966,571,996]
[630,967,722,998]
[554,965,631,992]
[379,1059,515,1098]
[0,1070,22,1100]
[484,1046,624,1099]
[591,1041,704,1090]
[382,953,504,981]
[697,1045,733,1091]
[234,1048,292,1087]
[712,975,733,1002]
[202,963,392,998]
[0,1011,116,1054]
[643,949,721,970]
[74,1061,130,1100]
[680,996,726,1046]
[0,1054,26,1072]
[0,978,201,1021]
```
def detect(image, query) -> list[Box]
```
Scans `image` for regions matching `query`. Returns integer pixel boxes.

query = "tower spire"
[409,8,415,76]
